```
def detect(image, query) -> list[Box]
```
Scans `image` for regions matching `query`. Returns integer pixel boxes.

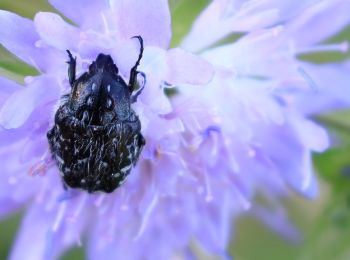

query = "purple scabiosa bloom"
[179,0,350,244]
[0,1,349,260]
[182,0,350,113]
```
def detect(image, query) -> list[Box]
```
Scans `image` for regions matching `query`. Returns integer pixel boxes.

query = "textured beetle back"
[47,115,145,193]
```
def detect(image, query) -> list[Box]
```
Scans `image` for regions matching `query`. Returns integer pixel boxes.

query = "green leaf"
[169,0,210,48]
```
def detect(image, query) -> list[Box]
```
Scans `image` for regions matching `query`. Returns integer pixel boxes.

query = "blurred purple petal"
[256,122,319,198]
[288,0,350,47]
[181,0,280,52]
[0,10,60,72]
[0,77,22,105]
[251,205,301,243]
[0,76,60,129]
[34,12,81,51]
[9,206,54,260]
[292,116,329,152]
[0,199,21,219]
[195,196,232,255]
[181,0,322,52]
[295,61,350,114]
[10,196,88,260]
[48,0,108,29]
[110,0,171,48]
[165,48,214,85]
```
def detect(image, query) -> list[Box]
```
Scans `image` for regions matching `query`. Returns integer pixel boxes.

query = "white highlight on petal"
[299,42,349,54]
[52,203,67,232]
[301,152,312,192]
[134,191,158,240]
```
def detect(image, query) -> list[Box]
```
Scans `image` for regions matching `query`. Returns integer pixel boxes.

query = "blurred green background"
[0,1,350,259]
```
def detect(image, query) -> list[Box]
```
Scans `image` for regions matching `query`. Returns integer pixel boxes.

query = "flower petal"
[181,0,280,52]
[289,0,350,47]
[257,122,319,198]
[10,192,90,260]
[251,205,301,243]
[0,77,22,106]
[0,198,21,219]
[0,76,60,129]
[295,61,350,114]
[48,0,109,29]
[195,195,231,255]
[9,206,59,260]
[0,142,40,216]
[165,48,214,85]
[0,10,60,72]
[34,12,81,51]
[293,116,329,152]
[181,0,333,52]
[110,0,171,48]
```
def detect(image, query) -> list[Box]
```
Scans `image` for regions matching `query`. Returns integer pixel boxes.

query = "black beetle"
[47,36,145,193]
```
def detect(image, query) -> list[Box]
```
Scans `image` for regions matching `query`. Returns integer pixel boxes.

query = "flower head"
[0,0,349,259]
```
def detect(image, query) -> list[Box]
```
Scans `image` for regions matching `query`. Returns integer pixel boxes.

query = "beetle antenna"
[128,36,144,92]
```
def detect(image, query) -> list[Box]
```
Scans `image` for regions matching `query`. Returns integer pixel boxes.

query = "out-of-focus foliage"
[0,1,349,260]
[306,147,350,260]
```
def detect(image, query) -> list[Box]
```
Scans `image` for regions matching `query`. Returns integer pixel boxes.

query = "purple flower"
[0,0,349,259]
[179,0,350,243]
[182,0,350,113]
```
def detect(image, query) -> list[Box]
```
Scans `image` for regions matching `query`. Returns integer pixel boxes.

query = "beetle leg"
[134,134,145,163]
[130,71,146,103]
[128,36,144,93]
[66,50,76,87]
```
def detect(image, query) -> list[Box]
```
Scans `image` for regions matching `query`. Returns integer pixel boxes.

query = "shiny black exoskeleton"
[47,36,145,193]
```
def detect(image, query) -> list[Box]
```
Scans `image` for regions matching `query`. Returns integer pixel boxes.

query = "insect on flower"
[47,36,146,193]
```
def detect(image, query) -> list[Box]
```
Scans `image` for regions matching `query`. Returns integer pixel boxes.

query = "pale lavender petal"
[0,101,52,147]
[0,10,60,72]
[181,0,280,52]
[295,61,350,114]
[134,47,174,114]
[110,0,171,48]
[34,12,81,51]
[0,141,43,202]
[0,76,60,129]
[0,77,22,105]
[48,0,109,29]
[165,48,214,85]
[19,135,48,163]
[195,195,232,255]
[10,191,90,260]
[251,205,301,243]
[0,199,21,219]
[257,123,319,198]
[289,0,350,47]
[242,0,317,20]
[10,205,61,260]
[200,26,287,73]
[292,116,329,152]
